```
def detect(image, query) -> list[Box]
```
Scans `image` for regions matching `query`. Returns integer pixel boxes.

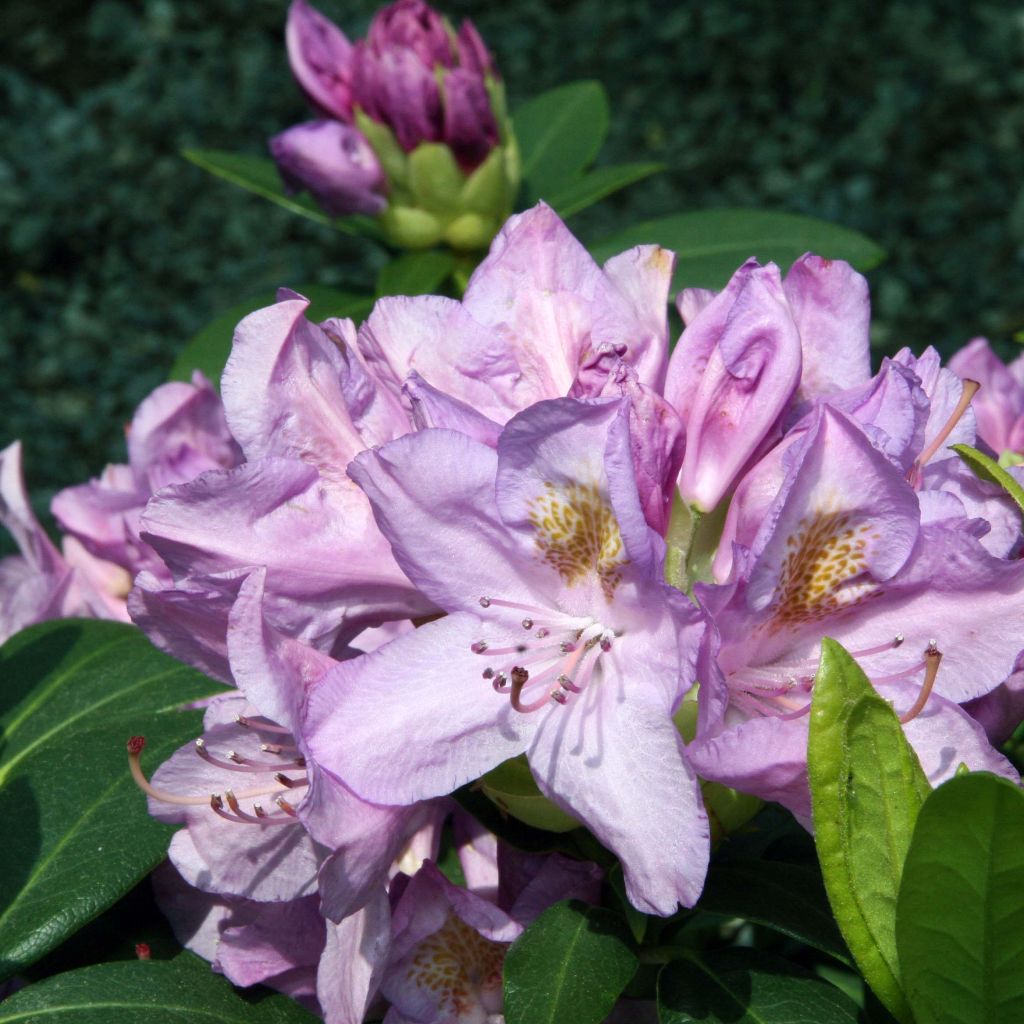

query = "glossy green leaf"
[503,900,637,1024]
[0,956,319,1022]
[896,772,1024,1024]
[0,620,225,980]
[807,638,930,1023]
[375,249,456,297]
[182,149,382,239]
[546,162,664,219]
[168,286,375,384]
[698,861,851,966]
[658,949,861,1023]
[513,81,610,194]
[590,209,885,291]
[951,443,1024,518]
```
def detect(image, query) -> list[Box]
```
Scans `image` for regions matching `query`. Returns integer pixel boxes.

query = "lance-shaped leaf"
[951,443,1024,519]
[658,948,862,1024]
[697,860,851,965]
[0,955,319,1022]
[546,162,664,219]
[513,82,610,195]
[807,637,931,1023]
[590,209,885,291]
[0,620,224,980]
[376,249,456,298]
[896,772,1024,1024]
[503,900,637,1024]
[182,149,384,240]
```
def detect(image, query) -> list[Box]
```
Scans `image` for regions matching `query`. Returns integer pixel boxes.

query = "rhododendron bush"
[3,3,1024,1023]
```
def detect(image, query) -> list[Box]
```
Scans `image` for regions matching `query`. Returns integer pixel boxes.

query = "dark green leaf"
[513,82,610,194]
[546,162,664,219]
[807,638,930,1023]
[896,772,1024,1024]
[606,864,648,945]
[951,443,1024,518]
[698,861,851,966]
[375,249,456,297]
[0,956,319,1022]
[658,949,861,1023]
[168,286,375,384]
[590,210,885,291]
[503,900,637,1024]
[182,149,383,239]
[0,621,225,979]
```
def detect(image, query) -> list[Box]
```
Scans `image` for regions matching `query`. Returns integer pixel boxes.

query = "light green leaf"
[590,209,885,291]
[951,443,1024,519]
[0,621,225,979]
[807,638,931,1023]
[168,286,375,385]
[375,249,456,297]
[896,772,1024,1024]
[181,149,382,238]
[698,861,851,966]
[546,162,664,219]
[0,956,319,1022]
[512,82,610,194]
[503,900,637,1024]
[658,949,861,1023]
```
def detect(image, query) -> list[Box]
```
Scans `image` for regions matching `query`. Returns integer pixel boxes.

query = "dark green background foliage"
[4,0,1024,497]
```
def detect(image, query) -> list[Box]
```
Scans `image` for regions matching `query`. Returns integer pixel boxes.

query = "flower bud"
[269,120,387,218]
[277,0,517,249]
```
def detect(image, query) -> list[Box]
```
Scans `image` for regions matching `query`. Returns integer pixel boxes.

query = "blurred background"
[3,0,1024,502]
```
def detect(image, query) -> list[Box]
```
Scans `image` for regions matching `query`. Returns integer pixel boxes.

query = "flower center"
[472,596,616,713]
[126,715,309,826]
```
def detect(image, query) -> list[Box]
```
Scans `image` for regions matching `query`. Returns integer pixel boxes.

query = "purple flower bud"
[456,19,494,77]
[442,67,499,170]
[352,42,444,151]
[269,120,387,217]
[285,0,355,121]
[365,0,455,68]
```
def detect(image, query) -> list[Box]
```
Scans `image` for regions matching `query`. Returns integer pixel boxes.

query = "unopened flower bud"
[269,120,387,217]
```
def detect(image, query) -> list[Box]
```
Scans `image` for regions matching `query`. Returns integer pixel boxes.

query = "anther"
[275,796,298,816]
[535,628,550,638]
[600,638,612,652]
[482,667,495,679]
[479,596,491,608]
[491,673,510,693]
[274,772,300,788]
[471,640,488,654]
[559,641,576,654]
[521,618,534,630]
[551,689,568,705]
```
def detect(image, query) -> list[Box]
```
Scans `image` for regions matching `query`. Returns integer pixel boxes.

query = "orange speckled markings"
[528,481,628,600]
[773,511,881,628]
[405,914,506,1017]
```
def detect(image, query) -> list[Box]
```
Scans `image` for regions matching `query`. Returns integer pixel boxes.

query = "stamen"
[910,379,980,481]
[491,672,509,692]
[275,795,298,816]
[194,738,305,774]
[478,596,552,616]
[899,642,943,724]
[234,715,291,735]
[521,618,534,630]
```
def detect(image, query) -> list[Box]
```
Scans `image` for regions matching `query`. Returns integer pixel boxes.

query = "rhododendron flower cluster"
[4,204,1023,1022]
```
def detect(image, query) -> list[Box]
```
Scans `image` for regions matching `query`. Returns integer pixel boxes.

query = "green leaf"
[512,82,610,194]
[375,249,456,297]
[896,772,1024,1024]
[0,956,320,1022]
[0,620,225,980]
[168,286,376,384]
[698,861,851,966]
[807,638,931,1023]
[546,162,664,219]
[951,443,1024,518]
[182,149,382,238]
[503,900,637,1024]
[589,210,886,291]
[658,949,861,1023]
